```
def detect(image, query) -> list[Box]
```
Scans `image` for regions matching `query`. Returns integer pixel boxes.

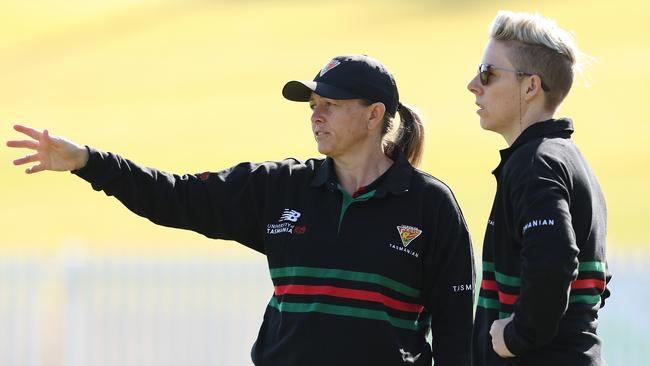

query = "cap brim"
[282,80,361,102]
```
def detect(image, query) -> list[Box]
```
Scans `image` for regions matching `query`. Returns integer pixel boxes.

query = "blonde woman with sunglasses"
[467,11,610,366]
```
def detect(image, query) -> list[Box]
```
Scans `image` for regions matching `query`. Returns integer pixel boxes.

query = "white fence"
[0,258,43,366]
[0,251,648,365]
[0,254,272,366]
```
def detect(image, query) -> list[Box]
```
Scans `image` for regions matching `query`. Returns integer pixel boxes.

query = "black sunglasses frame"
[478,63,550,92]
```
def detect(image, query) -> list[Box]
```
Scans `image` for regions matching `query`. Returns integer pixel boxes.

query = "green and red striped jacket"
[75,148,475,366]
[473,119,611,366]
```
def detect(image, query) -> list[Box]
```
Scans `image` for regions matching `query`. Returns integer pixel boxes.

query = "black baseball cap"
[282,54,401,116]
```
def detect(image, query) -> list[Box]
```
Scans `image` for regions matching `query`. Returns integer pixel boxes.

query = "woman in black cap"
[7,54,474,366]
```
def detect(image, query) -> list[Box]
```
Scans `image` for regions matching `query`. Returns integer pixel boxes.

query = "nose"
[311,105,324,125]
[467,74,482,95]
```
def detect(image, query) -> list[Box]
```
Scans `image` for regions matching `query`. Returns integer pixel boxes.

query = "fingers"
[9,125,52,175]
[489,317,516,358]
[6,140,39,150]
[13,153,41,166]
[25,163,46,174]
[13,124,43,140]
[489,318,503,341]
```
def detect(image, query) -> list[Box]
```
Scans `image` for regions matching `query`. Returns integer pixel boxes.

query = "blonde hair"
[360,100,425,167]
[385,103,425,167]
[490,11,587,110]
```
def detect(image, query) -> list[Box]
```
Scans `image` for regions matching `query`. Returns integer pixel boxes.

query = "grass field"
[1,1,648,254]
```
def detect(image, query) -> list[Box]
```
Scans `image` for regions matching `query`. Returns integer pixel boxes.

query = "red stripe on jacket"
[274,285,423,313]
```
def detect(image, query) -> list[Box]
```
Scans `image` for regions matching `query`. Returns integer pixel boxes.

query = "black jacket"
[74,148,475,366]
[473,119,611,366]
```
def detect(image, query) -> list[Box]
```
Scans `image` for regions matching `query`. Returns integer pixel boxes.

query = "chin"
[316,144,332,156]
[480,117,504,133]
[479,118,494,131]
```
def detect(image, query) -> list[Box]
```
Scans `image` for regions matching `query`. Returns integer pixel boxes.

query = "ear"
[367,102,386,131]
[523,74,544,102]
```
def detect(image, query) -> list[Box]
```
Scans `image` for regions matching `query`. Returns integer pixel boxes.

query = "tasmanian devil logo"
[397,225,422,247]
[319,59,341,77]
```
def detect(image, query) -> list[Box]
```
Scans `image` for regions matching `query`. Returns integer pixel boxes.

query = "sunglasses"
[478,63,550,91]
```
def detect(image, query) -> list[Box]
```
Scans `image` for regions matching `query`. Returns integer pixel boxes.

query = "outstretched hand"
[6,124,89,174]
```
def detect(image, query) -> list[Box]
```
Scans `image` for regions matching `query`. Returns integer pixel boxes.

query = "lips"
[475,102,485,114]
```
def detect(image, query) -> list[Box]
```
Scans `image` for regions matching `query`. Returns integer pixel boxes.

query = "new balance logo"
[280,209,301,223]
[399,349,421,363]
[267,209,307,236]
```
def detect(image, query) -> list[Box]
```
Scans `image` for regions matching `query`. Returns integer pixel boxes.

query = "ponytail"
[383,103,425,167]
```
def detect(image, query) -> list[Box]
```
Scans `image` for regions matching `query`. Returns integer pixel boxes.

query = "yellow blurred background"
[1,0,649,364]
[1,0,648,255]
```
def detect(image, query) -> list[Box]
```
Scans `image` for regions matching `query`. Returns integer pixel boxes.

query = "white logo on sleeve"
[280,209,301,223]
[522,218,555,234]
[399,349,421,363]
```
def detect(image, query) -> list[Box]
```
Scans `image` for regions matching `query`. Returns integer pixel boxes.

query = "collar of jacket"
[493,118,574,176]
[310,149,413,199]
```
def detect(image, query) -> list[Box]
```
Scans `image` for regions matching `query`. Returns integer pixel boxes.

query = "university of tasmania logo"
[267,208,307,235]
[396,225,422,247]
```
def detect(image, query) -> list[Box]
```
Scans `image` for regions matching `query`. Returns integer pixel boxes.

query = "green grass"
[1,0,648,254]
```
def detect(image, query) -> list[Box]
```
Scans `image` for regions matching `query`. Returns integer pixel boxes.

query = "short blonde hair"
[490,11,585,110]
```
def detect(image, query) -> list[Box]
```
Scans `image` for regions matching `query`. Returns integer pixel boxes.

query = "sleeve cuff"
[503,319,527,357]
[70,146,107,190]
